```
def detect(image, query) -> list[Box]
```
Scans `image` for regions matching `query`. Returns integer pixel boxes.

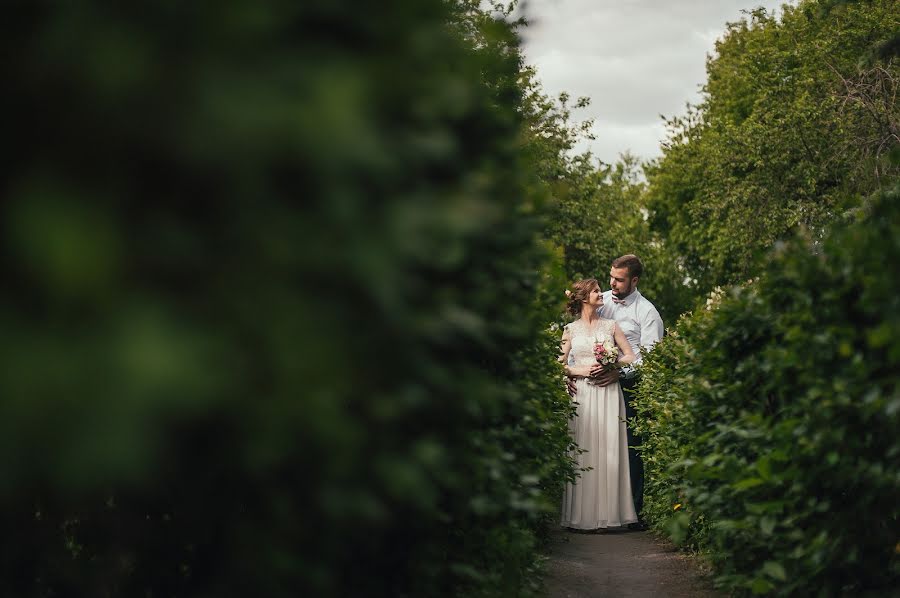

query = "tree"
[646,0,899,300]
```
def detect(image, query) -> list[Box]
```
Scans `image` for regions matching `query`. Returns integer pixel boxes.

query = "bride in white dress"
[560,278,638,530]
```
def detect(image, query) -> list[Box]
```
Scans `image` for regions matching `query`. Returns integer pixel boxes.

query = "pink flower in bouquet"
[593,337,619,368]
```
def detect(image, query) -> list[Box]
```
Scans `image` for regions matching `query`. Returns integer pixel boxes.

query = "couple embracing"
[559,255,664,531]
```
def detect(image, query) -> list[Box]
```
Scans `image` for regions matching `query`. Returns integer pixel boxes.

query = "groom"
[585,254,663,526]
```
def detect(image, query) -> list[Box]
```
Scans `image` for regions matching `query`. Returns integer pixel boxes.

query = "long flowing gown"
[561,318,637,529]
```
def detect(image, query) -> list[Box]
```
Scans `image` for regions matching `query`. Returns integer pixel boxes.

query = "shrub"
[634,183,900,595]
[0,1,574,595]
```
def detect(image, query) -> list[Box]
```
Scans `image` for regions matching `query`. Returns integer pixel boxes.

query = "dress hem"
[560,518,638,530]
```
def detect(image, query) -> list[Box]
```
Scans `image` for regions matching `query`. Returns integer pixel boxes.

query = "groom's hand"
[566,377,577,397]
[590,366,620,387]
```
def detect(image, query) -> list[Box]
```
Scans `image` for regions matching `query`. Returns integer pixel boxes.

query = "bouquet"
[593,336,619,369]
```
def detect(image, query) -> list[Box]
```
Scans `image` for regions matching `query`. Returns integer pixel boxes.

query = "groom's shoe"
[627,520,648,531]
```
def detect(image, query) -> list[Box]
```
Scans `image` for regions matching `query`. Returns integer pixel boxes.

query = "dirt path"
[542,527,721,598]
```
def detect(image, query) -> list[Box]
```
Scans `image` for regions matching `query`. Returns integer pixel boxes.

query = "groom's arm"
[638,305,664,358]
[620,304,664,379]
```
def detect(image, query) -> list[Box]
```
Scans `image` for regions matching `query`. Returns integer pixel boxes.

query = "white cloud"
[572,120,668,166]
[519,0,791,164]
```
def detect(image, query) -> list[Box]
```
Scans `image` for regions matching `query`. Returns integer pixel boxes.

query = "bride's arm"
[559,328,591,378]
[614,323,636,366]
[559,329,571,365]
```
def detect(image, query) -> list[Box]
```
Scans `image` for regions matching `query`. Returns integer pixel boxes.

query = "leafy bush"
[634,183,900,595]
[0,1,575,596]
[646,0,899,303]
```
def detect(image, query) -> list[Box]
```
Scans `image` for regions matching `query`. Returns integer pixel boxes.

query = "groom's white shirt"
[599,289,664,377]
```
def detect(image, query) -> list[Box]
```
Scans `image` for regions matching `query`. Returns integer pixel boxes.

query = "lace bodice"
[565,318,617,366]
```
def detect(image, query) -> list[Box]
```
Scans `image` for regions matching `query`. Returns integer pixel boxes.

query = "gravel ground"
[542,526,721,598]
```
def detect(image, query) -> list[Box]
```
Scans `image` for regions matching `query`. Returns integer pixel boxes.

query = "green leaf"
[733,477,765,490]
[762,560,787,581]
[751,578,774,595]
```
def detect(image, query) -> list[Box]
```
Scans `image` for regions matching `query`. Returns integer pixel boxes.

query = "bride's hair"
[566,278,600,317]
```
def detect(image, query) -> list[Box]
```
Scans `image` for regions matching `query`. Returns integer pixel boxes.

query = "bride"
[559,278,638,530]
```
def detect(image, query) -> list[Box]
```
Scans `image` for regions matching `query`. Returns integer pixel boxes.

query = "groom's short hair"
[612,254,643,279]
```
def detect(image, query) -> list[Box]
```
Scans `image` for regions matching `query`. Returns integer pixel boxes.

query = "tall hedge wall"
[0,1,574,596]
[634,183,900,595]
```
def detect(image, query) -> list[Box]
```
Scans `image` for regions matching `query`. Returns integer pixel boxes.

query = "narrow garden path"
[543,527,720,598]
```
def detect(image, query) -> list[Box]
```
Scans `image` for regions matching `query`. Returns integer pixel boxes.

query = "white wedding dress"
[561,318,637,529]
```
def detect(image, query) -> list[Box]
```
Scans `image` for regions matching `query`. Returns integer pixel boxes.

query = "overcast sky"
[519,0,790,165]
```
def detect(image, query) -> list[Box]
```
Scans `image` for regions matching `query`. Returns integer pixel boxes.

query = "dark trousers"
[620,376,643,517]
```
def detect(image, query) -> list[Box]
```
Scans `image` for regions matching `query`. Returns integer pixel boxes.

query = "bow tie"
[611,296,626,305]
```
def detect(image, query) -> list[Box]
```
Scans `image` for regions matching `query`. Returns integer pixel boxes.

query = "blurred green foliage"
[634,181,900,595]
[1,1,576,595]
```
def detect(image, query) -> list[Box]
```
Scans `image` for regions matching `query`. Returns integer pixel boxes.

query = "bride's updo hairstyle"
[566,278,599,317]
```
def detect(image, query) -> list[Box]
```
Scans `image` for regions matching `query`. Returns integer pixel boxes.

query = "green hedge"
[634,184,900,595]
[0,1,574,596]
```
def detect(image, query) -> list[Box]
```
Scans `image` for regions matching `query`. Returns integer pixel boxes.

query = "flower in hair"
[564,289,572,298]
